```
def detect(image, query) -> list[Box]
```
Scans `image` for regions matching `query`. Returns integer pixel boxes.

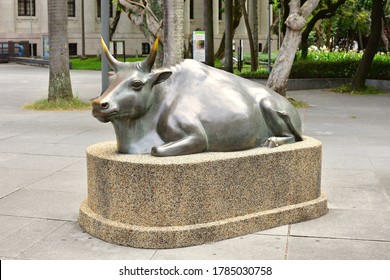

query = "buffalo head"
[92,38,172,123]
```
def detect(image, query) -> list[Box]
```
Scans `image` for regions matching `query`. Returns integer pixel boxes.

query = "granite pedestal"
[79,137,327,248]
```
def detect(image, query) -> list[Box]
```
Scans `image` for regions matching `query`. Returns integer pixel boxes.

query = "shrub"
[291,50,390,80]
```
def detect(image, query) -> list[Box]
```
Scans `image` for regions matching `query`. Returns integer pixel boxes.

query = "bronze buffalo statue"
[92,38,303,157]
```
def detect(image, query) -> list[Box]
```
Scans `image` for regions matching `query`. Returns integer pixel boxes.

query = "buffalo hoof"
[265,137,278,148]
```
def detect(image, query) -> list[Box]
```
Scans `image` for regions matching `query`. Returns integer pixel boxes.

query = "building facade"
[0,0,273,58]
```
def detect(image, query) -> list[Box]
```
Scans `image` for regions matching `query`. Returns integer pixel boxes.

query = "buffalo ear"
[151,71,172,87]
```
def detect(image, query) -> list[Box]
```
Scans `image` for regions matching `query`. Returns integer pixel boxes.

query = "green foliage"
[258,52,278,63]
[292,51,390,79]
[235,68,269,79]
[23,97,91,111]
[332,0,372,40]
[330,83,387,94]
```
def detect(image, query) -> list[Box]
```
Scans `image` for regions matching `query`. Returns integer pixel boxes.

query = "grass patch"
[288,97,310,108]
[23,97,91,111]
[236,67,269,78]
[70,56,144,70]
[330,83,386,95]
[70,57,102,70]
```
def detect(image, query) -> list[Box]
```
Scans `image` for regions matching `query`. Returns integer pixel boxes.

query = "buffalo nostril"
[101,102,109,109]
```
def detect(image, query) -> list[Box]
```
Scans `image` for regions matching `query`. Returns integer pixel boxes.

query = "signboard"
[193,31,205,62]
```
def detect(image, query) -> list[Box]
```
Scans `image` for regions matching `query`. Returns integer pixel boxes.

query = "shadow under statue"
[92,38,303,156]
[79,38,327,249]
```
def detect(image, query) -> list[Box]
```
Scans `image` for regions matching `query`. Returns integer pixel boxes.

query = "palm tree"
[47,0,73,101]
[224,0,234,72]
[163,0,184,66]
[204,0,214,66]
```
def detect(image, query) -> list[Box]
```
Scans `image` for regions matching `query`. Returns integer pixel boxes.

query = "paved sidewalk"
[0,63,389,260]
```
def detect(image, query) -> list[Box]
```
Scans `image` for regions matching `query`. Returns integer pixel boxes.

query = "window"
[189,0,194,20]
[142,43,150,55]
[30,43,37,57]
[97,0,113,18]
[67,0,76,17]
[69,43,77,56]
[18,0,36,16]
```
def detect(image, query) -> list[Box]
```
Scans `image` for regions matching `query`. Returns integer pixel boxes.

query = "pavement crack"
[284,224,291,260]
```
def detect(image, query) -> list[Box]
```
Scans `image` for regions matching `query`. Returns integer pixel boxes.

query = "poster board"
[193,31,205,62]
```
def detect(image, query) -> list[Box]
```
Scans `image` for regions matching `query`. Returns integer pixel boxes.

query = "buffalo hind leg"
[264,135,296,148]
[260,99,300,148]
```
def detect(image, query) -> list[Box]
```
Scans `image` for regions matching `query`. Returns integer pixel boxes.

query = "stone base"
[79,137,327,249]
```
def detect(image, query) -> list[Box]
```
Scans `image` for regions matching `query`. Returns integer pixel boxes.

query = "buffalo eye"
[131,80,143,91]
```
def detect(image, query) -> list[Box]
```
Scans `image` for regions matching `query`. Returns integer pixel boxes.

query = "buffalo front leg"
[151,135,207,157]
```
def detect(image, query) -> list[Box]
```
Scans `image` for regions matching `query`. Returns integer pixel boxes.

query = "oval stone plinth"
[79,137,327,248]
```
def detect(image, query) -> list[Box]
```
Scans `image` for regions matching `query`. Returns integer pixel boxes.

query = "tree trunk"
[266,29,302,96]
[315,21,323,48]
[204,0,214,66]
[267,0,320,96]
[215,0,242,60]
[119,0,163,66]
[224,0,234,73]
[109,4,123,41]
[325,19,332,49]
[262,16,280,54]
[163,0,184,66]
[251,0,259,70]
[381,18,389,52]
[351,0,384,90]
[240,0,257,71]
[81,0,86,58]
[47,0,73,101]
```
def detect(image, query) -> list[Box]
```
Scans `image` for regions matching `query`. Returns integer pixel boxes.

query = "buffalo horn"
[100,37,121,72]
[140,37,159,73]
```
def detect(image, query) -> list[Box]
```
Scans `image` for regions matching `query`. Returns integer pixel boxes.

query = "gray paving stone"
[322,153,372,170]
[152,234,287,260]
[254,225,289,236]
[322,169,381,189]
[0,219,65,258]
[0,154,81,171]
[29,143,88,158]
[368,156,390,174]
[325,187,390,211]
[363,146,390,158]
[0,153,20,163]
[287,237,390,260]
[19,222,156,260]
[290,209,390,241]
[0,130,22,140]
[59,128,114,146]
[323,144,366,158]
[0,139,45,154]
[60,159,87,172]
[306,135,362,147]
[0,215,33,241]
[0,189,85,221]
[4,131,81,145]
[25,170,87,194]
[0,167,51,198]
